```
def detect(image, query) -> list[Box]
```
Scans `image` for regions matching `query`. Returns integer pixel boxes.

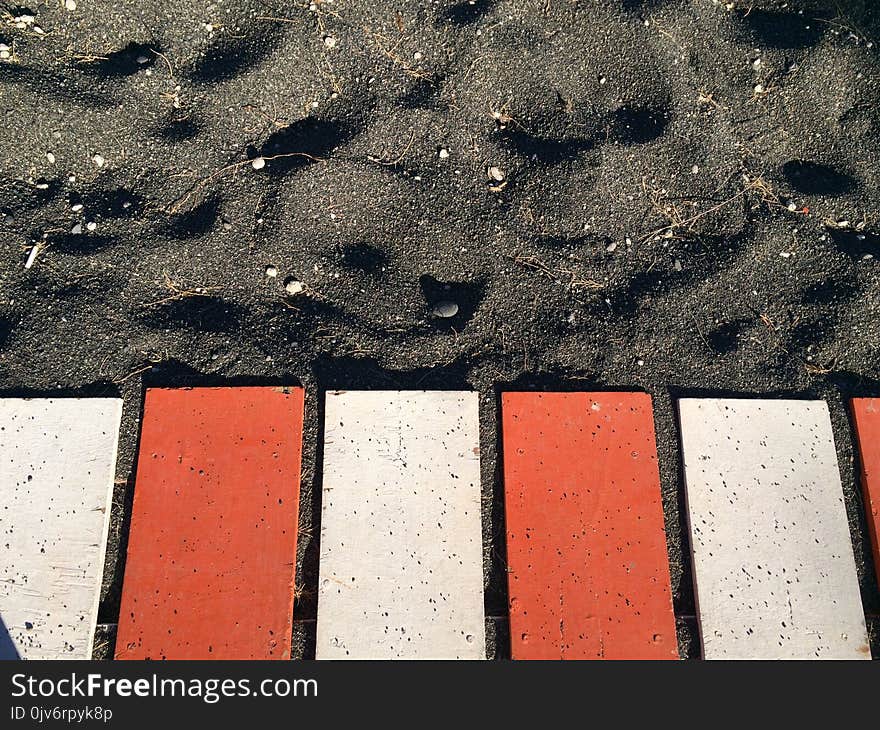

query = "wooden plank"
[0,398,122,659]
[502,392,678,659]
[852,398,880,587]
[678,398,869,659]
[316,390,485,659]
[115,387,303,660]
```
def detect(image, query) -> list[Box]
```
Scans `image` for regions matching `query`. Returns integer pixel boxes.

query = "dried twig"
[113,364,154,384]
[363,26,432,80]
[367,130,416,166]
[511,255,603,298]
[167,151,325,213]
[640,173,795,244]
[151,48,174,78]
[142,273,222,308]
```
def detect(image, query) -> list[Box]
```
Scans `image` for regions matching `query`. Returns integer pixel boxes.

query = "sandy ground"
[1,0,879,659]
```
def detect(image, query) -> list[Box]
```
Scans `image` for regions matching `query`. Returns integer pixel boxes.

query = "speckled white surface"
[0,398,121,659]
[679,398,869,660]
[316,390,485,659]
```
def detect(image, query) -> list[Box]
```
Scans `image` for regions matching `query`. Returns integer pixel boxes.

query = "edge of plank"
[852,398,880,588]
[88,399,123,660]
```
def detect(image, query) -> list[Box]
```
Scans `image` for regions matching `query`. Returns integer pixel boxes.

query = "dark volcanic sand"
[1,0,879,659]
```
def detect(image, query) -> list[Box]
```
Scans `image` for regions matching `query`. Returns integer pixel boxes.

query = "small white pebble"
[205,23,214,32]
[413,51,423,61]
[432,300,459,318]
[324,36,337,49]
[754,83,765,94]
[438,148,449,159]
[691,164,699,174]
[92,154,105,168]
[251,156,266,170]
[674,259,682,271]
[71,203,83,212]
[65,0,77,10]
[46,152,55,164]
[487,166,505,182]
[285,280,306,296]
[24,244,40,269]
[606,242,618,252]
[86,221,97,231]
[780,251,792,258]
[265,265,278,278]
[787,201,798,212]
[71,223,82,235]
[136,55,149,64]
[637,359,645,367]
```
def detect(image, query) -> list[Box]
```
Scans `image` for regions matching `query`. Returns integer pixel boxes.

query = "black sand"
[1,0,879,658]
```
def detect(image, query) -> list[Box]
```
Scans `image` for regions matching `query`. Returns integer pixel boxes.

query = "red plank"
[115,387,303,660]
[852,398,880,587]
[502,392,677,660]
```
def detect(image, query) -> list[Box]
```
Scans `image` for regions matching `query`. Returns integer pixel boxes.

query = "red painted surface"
[852,398,880,587]
[115,387,303,660]
[502,392,678,660]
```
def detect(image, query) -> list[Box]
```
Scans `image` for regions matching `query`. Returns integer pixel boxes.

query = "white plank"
[316,390,485,659]
[0,398,122,659]
[678,398,869,660]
